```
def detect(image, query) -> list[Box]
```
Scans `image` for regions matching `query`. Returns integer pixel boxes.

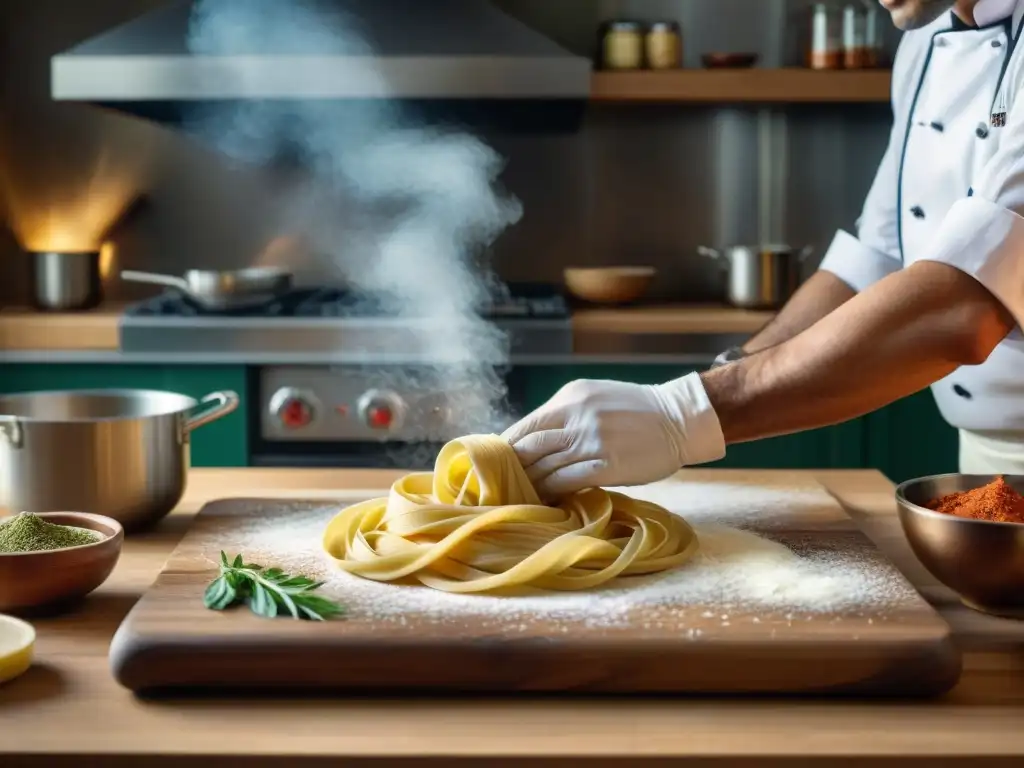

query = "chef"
[503,0,1024,498]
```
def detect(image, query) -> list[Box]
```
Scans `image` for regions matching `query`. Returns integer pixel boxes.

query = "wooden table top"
[2,467,1023,766]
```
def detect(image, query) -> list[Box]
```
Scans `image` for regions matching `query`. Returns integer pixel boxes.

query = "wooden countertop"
[0,304,123,351]
[572,304,773,335]
[2,467,1023,765]
[0,304,773,354]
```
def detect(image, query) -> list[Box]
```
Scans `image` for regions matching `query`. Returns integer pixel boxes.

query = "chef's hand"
[501,372,726,499]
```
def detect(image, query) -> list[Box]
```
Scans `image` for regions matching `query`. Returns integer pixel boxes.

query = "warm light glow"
[99,241,117,280]
[0,142,150,254]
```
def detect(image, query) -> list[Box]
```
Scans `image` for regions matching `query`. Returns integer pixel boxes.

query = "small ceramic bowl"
[563,266,656,305]
[896,473,1024,619]
[0,512,124,613]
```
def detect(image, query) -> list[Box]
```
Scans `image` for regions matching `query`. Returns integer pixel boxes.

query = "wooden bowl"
[0,512,123,613]
[702,52,759,69]
[563,267,656,305]
[895,474,1024,619]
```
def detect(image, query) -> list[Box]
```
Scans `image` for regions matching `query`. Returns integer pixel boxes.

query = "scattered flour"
[194,486,920,631]
[612,477,834,530]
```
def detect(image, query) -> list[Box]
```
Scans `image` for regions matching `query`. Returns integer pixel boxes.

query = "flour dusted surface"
[193,477,920,631]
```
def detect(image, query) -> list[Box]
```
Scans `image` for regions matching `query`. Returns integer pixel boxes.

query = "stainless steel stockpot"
[0,389,238,532]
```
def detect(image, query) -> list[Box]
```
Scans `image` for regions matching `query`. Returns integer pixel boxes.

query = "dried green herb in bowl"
[0,512,102,554]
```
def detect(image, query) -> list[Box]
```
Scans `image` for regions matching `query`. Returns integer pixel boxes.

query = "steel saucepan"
[699,244,814,310]
[30,250,104,312]
[120,267,293,310]
[0,388,239,532]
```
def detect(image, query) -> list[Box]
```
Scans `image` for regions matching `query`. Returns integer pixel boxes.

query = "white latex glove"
[501,372,726,499]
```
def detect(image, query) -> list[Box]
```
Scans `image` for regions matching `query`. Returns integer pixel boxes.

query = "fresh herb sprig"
[204,551,345,621]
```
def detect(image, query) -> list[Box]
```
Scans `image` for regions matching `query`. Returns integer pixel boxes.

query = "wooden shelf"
[590,68,892,104]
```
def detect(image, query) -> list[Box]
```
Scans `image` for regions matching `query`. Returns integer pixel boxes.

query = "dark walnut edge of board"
[108,616,963,698]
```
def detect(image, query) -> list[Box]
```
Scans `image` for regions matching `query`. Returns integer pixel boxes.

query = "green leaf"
[296,594,346,620]
[248,582,278,618]
[279,576,318,589]
[270,586,300,619]
[203,575,237,610]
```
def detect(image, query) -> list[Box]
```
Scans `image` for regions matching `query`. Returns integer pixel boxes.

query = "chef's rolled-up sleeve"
[918,80,1024,329]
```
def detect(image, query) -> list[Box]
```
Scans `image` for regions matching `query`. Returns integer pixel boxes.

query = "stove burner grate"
[123,283,570,320]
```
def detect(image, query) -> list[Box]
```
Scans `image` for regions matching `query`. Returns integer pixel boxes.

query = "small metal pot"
[30,251,103,311]
[0,389,238,532]
[699,244,814,310]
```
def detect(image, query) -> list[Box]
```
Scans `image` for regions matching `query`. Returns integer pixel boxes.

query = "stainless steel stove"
[119,283,571,468]
[119,284,571,363]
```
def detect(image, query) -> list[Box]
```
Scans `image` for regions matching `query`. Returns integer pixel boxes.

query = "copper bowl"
[896,473,1024,618]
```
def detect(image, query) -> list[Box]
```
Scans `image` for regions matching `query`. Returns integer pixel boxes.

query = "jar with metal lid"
[646,20,682,69]
[599,20,645,70]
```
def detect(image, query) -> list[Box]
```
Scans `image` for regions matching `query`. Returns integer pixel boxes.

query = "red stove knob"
[357,390,405,432]
[366,404,393,429]
[269,387,317,430]
[280,398,313,429]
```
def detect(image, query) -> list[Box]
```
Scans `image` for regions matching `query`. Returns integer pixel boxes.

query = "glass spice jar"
[646,21,682,70]
[599,20,646,70]
[864,5,882,68]
[809,3,841,70]
[842,4,867,69]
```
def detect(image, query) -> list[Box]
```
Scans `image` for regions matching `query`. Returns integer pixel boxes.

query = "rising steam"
[185,0,523,438]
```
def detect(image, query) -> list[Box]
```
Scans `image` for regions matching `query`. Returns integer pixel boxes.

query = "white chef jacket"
[819,0,1024,444]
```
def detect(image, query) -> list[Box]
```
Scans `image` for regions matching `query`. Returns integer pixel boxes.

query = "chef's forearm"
[741,271,857,354]
[701,261,1015,445]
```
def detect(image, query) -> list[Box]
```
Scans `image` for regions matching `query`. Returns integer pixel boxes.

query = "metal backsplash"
[0,0,900,306]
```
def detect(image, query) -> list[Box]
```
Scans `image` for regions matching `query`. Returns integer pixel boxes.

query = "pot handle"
[120,270,191,293]
[0,416,22,449]
[698,246,727,270]
[185,391,240,433]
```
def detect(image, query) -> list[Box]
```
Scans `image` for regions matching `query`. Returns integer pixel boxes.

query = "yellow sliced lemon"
[0,614,35,684]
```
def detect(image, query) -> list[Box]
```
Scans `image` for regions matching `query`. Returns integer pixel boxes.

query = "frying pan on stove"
[120,267,294,311]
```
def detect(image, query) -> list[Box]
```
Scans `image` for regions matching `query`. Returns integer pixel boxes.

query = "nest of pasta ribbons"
[322,434,700,594]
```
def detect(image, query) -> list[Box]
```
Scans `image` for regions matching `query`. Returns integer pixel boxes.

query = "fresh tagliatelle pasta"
[322,434,699,594]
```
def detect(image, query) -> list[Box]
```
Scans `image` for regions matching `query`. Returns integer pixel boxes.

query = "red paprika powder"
[926,476,1024,524]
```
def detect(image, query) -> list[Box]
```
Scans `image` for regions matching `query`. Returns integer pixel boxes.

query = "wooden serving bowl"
[896,473,1024,619]
[563,266,656,305]
[0,512,124,613]
[702,52,759,69]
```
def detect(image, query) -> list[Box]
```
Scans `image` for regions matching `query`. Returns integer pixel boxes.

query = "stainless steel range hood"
[51,0,591,110]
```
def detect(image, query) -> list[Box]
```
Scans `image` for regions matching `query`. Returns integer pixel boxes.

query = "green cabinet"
[0,364,248,467]
[863,388,958,484]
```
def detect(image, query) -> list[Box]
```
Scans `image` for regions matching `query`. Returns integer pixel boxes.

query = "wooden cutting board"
[110,472,961,696]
